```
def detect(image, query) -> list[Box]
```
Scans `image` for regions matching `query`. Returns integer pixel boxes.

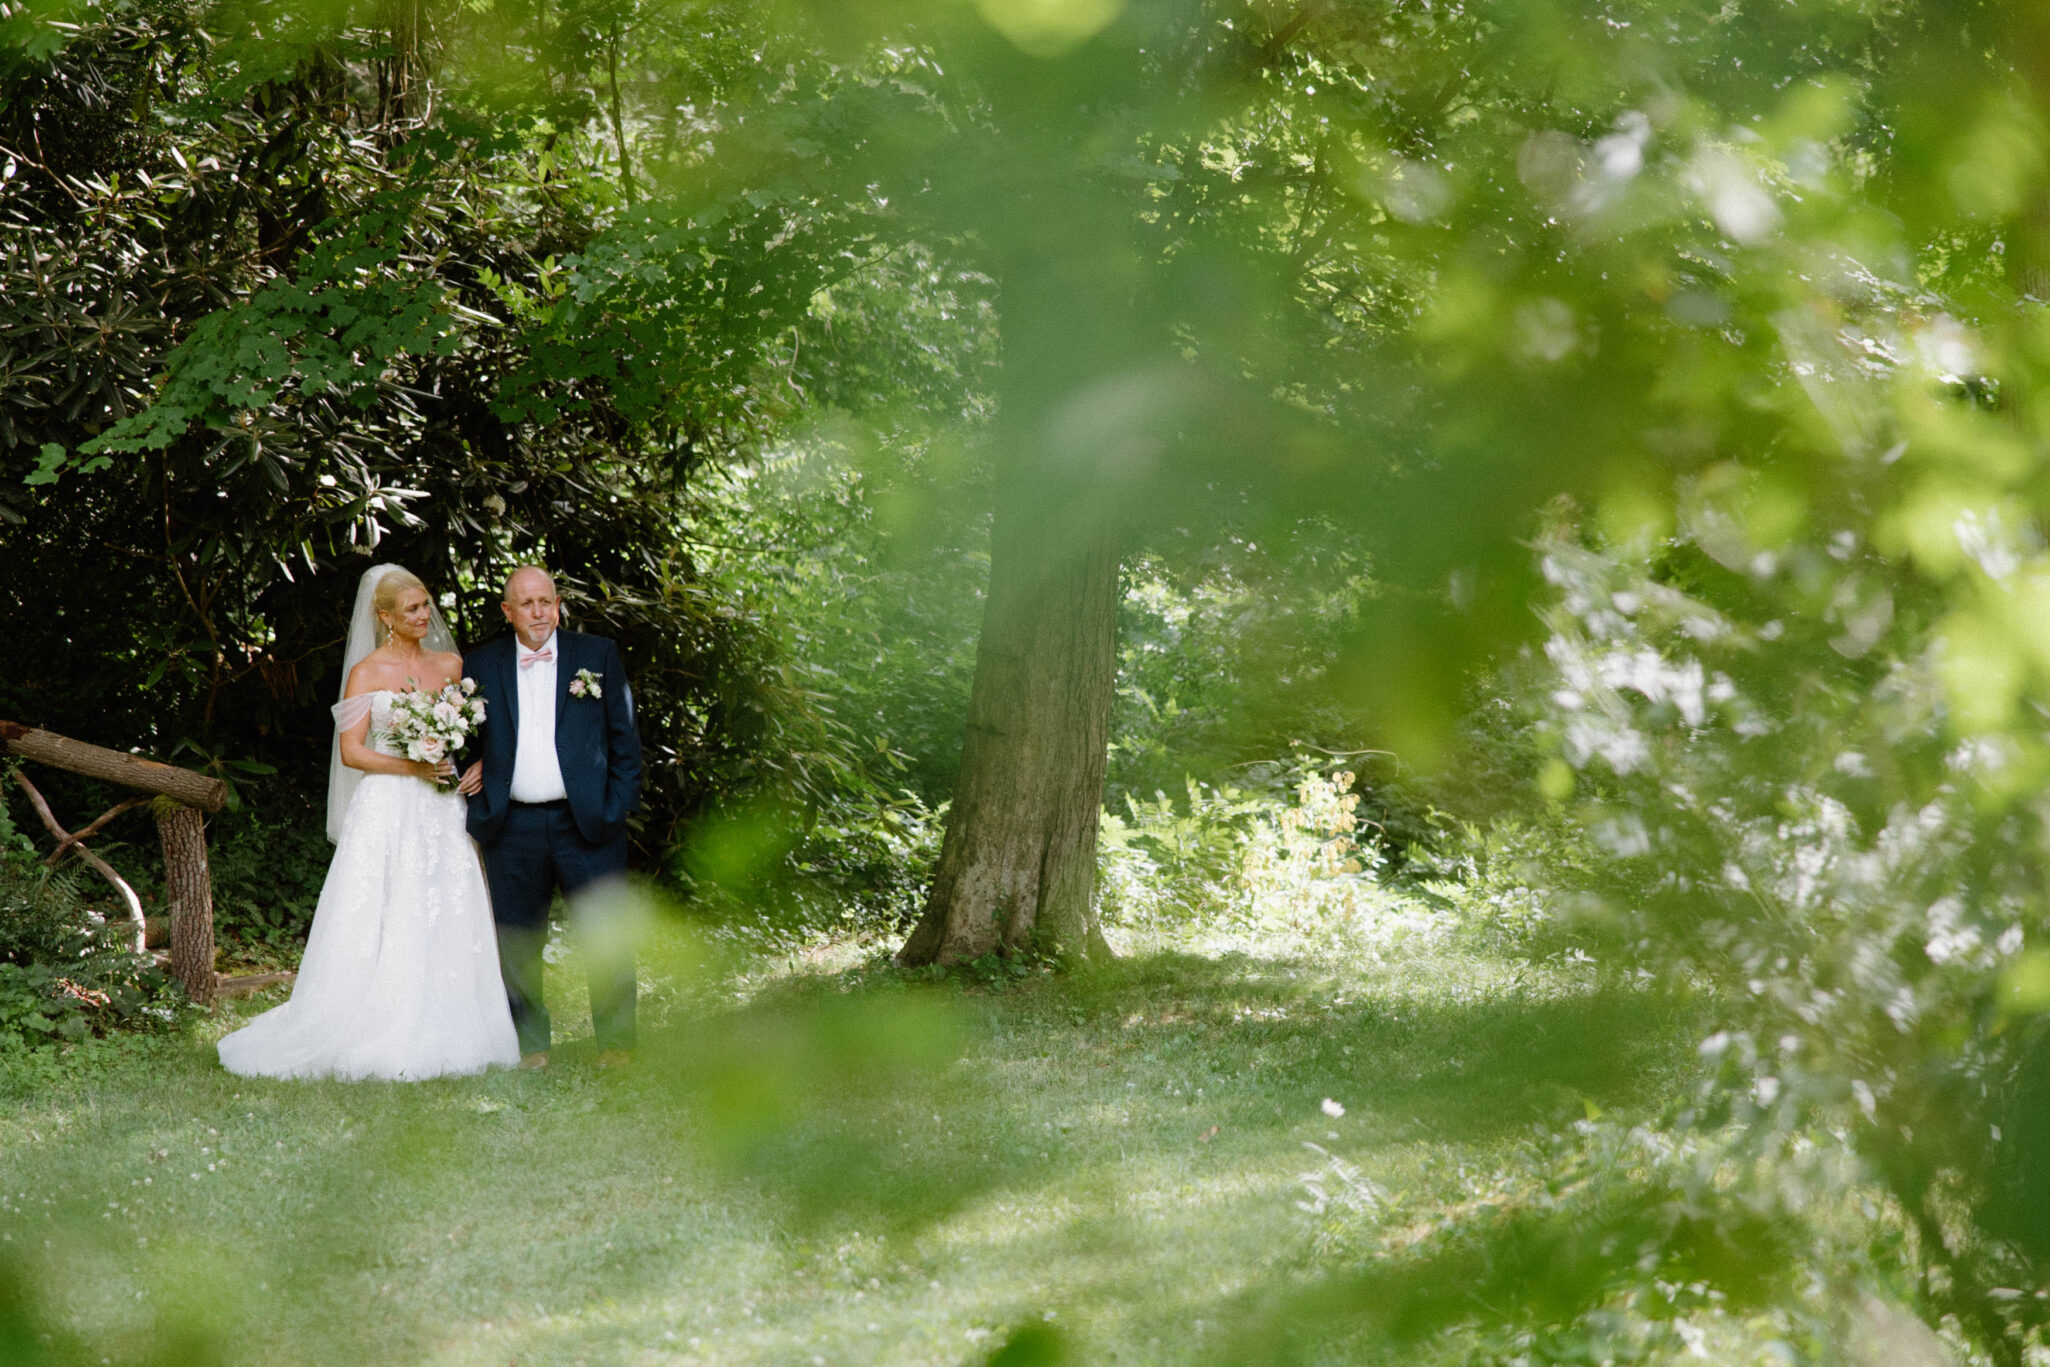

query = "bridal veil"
[325,563,459,842]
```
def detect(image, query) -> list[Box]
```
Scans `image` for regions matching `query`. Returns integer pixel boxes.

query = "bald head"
[504,565,556,602]
[500,565,560,650]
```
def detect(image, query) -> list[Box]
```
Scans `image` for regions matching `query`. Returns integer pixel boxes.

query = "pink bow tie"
[519,649,554,670]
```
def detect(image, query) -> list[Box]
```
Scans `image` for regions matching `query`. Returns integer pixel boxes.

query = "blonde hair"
[372,567,430,642]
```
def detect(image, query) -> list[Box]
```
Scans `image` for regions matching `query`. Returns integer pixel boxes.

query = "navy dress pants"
[481,800,635,1055]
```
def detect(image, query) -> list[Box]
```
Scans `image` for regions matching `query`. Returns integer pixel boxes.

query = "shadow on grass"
[1053,948,1703,1135]
[615,942,1714,1355]
[0,939,1713,1367]
[1201,1172,1802,1367]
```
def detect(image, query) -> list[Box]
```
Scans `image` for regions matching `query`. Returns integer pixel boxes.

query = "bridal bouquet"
[383,680,486,790]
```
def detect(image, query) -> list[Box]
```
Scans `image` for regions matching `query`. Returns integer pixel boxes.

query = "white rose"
[415,735,447,763]
[434,701,460,724]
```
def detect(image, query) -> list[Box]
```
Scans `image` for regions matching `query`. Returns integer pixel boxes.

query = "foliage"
[1414,814,1612,960]
[1475,529,2050,1359]
[1279,1112,1898,1367]
[0,853,97,968]
[0,0,954,862]
[0,854,181,1053]
[1109,537,1378,808]
[682,433,990,810]
[659,430,990,934]
[676,790,946,951]
[1100,762,1452,962]
[200,789,335,964]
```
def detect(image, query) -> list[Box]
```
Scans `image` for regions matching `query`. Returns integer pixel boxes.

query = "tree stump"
[156,802,215,1005]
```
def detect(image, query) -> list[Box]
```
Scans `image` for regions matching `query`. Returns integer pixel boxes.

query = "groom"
[458,565,643,1069]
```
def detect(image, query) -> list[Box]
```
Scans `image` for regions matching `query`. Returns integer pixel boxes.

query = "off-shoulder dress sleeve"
[332,694,376,732]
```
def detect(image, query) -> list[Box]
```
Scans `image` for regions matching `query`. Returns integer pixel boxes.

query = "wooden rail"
[0,724,227,811]
[1,721,225,1004]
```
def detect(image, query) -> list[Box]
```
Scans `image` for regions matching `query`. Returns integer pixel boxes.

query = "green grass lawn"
[0,918,1705,1367]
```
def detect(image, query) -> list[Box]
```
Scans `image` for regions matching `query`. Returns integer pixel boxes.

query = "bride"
[218,564,520,1080]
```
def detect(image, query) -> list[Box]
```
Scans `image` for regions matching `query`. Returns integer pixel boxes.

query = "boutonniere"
[569,667,604,700]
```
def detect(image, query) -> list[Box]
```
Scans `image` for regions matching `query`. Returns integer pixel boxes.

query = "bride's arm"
[338,669,449,781]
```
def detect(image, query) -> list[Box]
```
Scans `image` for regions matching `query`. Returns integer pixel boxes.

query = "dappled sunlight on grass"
[0,916,1710,1366]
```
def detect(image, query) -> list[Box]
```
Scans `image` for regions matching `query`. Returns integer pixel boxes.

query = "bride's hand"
[412,759,456,782]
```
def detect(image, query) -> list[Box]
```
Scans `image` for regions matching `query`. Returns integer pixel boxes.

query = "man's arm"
[602,638,643,826]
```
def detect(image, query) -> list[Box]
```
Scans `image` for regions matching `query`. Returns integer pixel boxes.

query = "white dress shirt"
[510,632,569,803]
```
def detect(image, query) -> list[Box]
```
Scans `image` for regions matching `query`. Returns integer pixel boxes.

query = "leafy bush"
[1097,778,1272,928]
[1455,531,2050,1358]
[675,789,946,951]
[783,792,947,938]
[0,855,182,1053]
[1099,762,1452,955]
[1286,1113,1904,1367]
[1415,815,1617,960]
[0,851,92,974]
[203,794,334,965]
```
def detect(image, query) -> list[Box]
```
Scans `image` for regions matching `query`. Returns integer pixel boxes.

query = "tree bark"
[0,722,227,811]
[605,26,637,204]
[156,804,215,1005]
[894,149,1148,968]
[375,0,430,129]
[897,490,1121,966]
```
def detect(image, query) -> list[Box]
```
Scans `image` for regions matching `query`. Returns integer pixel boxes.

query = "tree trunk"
[896,158,1147,968]
[376,0,429,129]
[156,804,215,1005]
[897,492,1121,966]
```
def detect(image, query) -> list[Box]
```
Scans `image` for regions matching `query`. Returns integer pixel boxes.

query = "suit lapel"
[554,631,576,738]
[500,636,522,733]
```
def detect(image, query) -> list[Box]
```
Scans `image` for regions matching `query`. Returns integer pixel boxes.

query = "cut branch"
[9,771,147,955]
[45,797,151,865]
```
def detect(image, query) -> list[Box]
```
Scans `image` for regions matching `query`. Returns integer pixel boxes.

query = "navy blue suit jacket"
[463,630,642,849]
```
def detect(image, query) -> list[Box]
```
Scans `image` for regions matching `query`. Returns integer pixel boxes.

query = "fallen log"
[214,971,294,999]
[0,723,226,813]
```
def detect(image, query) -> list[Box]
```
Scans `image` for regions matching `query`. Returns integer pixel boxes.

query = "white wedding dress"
[218,689,521,1081]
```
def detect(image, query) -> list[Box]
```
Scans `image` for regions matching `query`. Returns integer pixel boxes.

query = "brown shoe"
[594,1049,632,1070]
[518,1051,550,1070]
